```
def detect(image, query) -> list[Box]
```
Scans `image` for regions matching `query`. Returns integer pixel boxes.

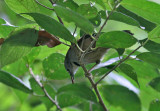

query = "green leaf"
[119,63,139,86]
[43,53,68,79]
[54,5,94,34]
[116,48,125,56]
[0,24,15,38]
[5,0,53,20]
[29,77,44,95]
[149,77,160,92]
[0,28,38,68]
[97,31,137,48]
[91,0,107,10]
[126,59,159,79]
[99,11,140,27]
[0,18,6,24]
[141,40,160,53]
[117,6,156,31]
[137,52,160,68]
[77,4,98,19]
[24,13,76,43]
[121,0,160,24]
[148,26,160,43]
[100,85,141,111]
[58,84,97,103]
[149,100,160,111]
[0,70,32,93]
[57,93,83,108]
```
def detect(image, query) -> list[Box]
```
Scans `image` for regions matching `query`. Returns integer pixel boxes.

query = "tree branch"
[80,64,108,111]
[27,65,62,111]
[95,45,142,85]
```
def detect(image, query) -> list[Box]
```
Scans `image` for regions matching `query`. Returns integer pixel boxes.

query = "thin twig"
[95,45,142,85]
[27,66,62,111]
[34,0,54,10]
[80,64,108,111]
[73,26,77,36]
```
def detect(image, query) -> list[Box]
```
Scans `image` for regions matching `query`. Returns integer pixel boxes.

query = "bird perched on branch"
[64,34,109,83]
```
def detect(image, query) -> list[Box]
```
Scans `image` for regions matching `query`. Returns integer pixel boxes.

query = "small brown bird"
[64,34,109,83]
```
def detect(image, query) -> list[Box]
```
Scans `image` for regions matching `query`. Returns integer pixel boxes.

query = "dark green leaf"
[0,70,32,93]
[116,48,125,56]
[0,18,6,24]
[148,26,160,43]
[58,84,97,103]
[99,11,140,27]
[29,77,44,95]
[149,99,160,111]
[89,14,101,27]
[149,77,160,92]
[142,40,160,53]
[137,52,160,68]
[24,13,76,43]
[57,93,83,108]
[100,85,141,111]
[77,4,98,19]
[43,53,68,79]
[0,28,38,68]
[97,31,137,48]
[40,97,54,110]
[117,6,156,31]
[119,63,139,86]
[54,5,94,34]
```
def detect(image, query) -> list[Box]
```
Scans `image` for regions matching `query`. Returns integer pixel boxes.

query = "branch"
[95,45,142,85]
[27,66,62,111]
[80,64,108,111]
[80,2,120,62]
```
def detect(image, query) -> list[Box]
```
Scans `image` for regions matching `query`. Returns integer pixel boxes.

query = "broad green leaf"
[116,48,125,56]
[126,59,159,79]
[29,78,44,95]
[0,23,15,38]
[24,13,76,43]
[100,85,141,111]
[149,100,160,111]
[43,53,68,79]
[58,84,97,103]
[77,4,98,19]
[119,63,139,86]
[0,18,6,24]
[57,93,83,108]
[56,0,79,11]
[148,26,160,43]
[54,5,94,34]
[149,77,160,92]
[137,52,160,68]
[99,11,140,27]
[40,97,53,110]
[0,28,38,68]
[121,0,160,24]
[117,6,156,31]
[91,0,107,10]
[2,59,28,76]
[0,70,32,93]
[97,31,137,48]
[141,40,160,53]
[89,14,101,27]
[5,0,53,20]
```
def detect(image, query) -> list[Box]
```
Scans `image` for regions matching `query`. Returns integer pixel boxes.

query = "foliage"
[0,0,160,111]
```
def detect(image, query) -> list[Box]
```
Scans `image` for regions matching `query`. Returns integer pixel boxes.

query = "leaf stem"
[27,65,62,111]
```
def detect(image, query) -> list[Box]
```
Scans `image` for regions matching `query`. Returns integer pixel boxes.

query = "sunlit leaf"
[148,26,160,43]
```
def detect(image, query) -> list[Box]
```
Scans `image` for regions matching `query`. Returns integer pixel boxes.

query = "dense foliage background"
[0,0,160,111]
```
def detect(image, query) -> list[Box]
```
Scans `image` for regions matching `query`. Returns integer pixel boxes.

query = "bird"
[64,34,109,84]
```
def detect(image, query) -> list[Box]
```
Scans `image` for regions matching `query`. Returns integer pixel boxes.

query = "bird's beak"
[71,76,74,84]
